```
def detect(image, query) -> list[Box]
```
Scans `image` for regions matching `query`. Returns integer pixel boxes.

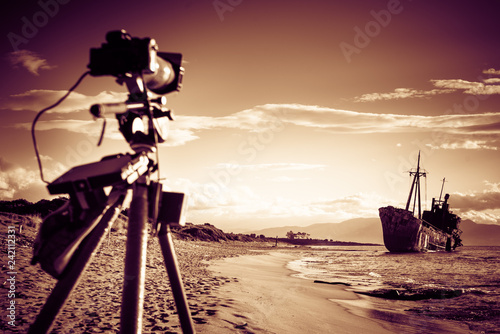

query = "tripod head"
[88,29,184,151]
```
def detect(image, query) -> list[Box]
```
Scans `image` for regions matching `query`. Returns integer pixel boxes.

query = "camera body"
[88,30,183,95]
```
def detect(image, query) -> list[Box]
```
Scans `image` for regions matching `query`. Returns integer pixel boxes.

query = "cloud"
[354,72,500,102]
[450,182,500,224]
[427,139,498,151]
[15,119,96,133]
[459,210,500,225]
[482,68,500,75]
[0,89,280,146]
[165,108,284,146]
[451,182,500,211]
[0,90,128,113]
[431,79,500,95]
[7,50,57,76]
[4,88,500,150]
[483,78,500,84]
[173,108,282,132]
[163,127,202,146]
[171,104,500,141]
[0,157,41,199]
[258,104,500,134]
[354,88,452,102]
[258,104,405,132]
[11,118,124,142]
[247,104,500,151]
[310,192,391,218]
[26,102,500,150]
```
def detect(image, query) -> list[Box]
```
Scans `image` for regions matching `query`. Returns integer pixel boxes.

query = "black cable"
[31,71,91,183]
[97,118,107,146]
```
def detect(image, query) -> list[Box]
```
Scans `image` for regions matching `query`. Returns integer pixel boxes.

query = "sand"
[203,251,388,333]
[203,251,396,333]
[204,250,474,334]
[1,214,256,333]
[1,215,473,333]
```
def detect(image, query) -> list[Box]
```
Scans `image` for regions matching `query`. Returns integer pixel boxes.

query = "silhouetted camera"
[88,29,183,95]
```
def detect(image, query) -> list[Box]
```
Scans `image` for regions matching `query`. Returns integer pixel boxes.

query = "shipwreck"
[379,153,462,252]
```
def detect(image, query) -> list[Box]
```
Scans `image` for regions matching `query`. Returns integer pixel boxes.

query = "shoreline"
[205,250,472,334]
[205,251,394,333]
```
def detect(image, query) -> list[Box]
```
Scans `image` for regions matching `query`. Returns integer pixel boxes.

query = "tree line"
[286,231,310,240]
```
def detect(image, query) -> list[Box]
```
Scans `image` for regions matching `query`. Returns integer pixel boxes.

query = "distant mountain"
[459,220,500,246]
[248,218,384,245]
[248,218,500,247]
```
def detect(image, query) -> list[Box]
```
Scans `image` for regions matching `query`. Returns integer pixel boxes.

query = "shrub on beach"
[174,223,255,242]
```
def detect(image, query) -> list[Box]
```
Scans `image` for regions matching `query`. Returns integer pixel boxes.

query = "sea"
[287,245,500,334]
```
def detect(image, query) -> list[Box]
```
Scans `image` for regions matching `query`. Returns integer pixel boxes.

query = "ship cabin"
[422,193,460,233]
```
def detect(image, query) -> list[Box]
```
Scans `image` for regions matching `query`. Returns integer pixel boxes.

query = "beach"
[205,251,391,333]
[205,251,474,334]
[1,214,257,333]
[0,216,478,333]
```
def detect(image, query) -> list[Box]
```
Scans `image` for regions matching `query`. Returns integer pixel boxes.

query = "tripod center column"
[121,174,149,334]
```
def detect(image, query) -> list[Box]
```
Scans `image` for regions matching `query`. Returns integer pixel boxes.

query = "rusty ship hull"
[379,206,452,252]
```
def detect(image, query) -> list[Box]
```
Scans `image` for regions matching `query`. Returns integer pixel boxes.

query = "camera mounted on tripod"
[31,30,188,279]
[88,29,183,95]
[88,29,184,149]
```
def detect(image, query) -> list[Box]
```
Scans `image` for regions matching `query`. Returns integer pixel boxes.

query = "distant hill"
[248,218,384,245]
[459,220,500,246]
[248,218,500,247]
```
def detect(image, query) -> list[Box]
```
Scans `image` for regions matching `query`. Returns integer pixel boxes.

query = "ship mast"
[405,151,427,219]
[438,177,446,203]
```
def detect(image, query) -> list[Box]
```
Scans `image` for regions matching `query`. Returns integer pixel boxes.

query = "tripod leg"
[158,225,196,334]
[120,177,149,334]
[28,195,124,334]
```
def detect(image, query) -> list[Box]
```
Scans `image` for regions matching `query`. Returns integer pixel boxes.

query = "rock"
[314,280,352,286]
[356,288,464,300]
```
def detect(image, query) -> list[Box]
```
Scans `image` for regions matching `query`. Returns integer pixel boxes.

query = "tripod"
[29,148,195,334]
[29,30,194,332]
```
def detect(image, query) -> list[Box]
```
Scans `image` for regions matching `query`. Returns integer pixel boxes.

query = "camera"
[88,29,184,95]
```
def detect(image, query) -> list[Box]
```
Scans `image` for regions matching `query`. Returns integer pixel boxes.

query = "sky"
[1,0,499,232]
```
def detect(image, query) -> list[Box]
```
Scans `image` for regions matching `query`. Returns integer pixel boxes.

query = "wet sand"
[204,251,393,333]
[204,251,473,334]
